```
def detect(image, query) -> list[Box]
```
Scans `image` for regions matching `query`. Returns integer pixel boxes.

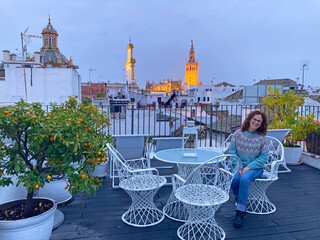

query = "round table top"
[155,148,221,165]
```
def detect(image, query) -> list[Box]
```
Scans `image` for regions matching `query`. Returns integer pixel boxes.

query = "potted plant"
[263,87,318,164]
[0,97,111,240]
[306,121,320,155]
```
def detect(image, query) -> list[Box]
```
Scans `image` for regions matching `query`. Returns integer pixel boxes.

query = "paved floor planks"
[50,164,320,240]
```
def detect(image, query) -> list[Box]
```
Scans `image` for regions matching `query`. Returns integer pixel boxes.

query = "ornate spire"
[47,18,52,28]
[188,40,195,63]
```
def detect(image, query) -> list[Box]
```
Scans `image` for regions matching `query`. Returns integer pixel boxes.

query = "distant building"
[145,79,184,93]
[188,82,241,105]
[81,82,107,99]
[0,19,81,105]
[185,40,201,87]
[254,78,302,90]
[126,41,138,89]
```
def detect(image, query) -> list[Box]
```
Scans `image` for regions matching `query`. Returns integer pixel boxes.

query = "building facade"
[0,19,81,105]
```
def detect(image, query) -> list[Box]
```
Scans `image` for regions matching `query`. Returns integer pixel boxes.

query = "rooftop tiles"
[50,164,320,240]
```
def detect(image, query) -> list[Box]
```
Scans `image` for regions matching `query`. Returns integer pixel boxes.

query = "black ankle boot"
[233,210,245,228]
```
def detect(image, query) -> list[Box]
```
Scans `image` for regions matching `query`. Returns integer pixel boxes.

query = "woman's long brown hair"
[241,110,268,135]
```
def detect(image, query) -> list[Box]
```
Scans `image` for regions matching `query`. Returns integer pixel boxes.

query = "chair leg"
[278,161,291,173]
[246,180,276,214]
[122,187,165,227]
[177,204,225,240]
[163,190,189,222]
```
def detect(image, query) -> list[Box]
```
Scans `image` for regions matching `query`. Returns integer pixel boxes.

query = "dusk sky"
[1,0,320,88]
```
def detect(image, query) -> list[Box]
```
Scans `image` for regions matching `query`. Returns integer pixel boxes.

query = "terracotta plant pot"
[0,197,57,240]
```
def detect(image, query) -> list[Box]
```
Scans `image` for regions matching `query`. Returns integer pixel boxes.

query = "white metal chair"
[148,137,186,174]
[110,134,149,188]
[107,143,167,227]
[172,154,241,240]
[199,133,233,154]
[246,136,284,214]
[266,129,291,173]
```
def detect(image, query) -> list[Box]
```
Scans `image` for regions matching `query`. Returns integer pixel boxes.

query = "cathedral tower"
[185,40,200,87]
[126,41,136,85]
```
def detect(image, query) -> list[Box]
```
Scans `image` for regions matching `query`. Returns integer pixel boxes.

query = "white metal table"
[155,148,221,222]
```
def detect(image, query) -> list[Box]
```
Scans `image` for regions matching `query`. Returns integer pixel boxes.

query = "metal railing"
[90,104,319,152]
[35,103,320,155]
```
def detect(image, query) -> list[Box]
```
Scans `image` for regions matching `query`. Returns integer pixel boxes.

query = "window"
[207,97,210,101]
[203,97,206,101]
[198,97,200,102]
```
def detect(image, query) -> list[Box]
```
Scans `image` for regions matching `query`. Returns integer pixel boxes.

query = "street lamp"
[302,64,307,89]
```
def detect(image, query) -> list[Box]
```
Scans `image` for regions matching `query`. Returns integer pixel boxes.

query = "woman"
[230,110,269,228]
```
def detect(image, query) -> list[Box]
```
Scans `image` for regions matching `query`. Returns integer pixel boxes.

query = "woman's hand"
[239,166,250,175]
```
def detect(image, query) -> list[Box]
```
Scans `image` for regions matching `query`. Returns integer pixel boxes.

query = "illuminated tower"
[185,40,200,87]
[126,41,136,85]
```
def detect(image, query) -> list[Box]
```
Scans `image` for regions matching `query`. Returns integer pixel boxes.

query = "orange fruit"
[4,111,8,115]
[47,175,52,180]
[97,151,101,155]
[32,115,36,119]
[35,184,40,189]
[41,135,45,138]
[64,185,69,190]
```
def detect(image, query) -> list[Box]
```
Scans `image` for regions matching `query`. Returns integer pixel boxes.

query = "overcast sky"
[1,0,320,88]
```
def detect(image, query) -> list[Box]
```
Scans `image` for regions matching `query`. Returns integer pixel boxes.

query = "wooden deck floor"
[50,164,320,240]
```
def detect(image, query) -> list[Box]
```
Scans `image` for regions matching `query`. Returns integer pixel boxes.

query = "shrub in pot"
[263,87,318,163]
[0,97,111,240]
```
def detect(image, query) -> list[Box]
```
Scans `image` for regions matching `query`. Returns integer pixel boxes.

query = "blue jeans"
[231,168,263,212]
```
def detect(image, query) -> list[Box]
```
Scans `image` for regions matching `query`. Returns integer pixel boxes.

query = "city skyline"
[1,0,320,88]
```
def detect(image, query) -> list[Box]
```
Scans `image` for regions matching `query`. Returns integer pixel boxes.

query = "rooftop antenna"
[20,26,30,102]
[89,67,96,82]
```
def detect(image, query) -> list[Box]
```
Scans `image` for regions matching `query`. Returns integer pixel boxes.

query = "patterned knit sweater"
[229,129,269,170]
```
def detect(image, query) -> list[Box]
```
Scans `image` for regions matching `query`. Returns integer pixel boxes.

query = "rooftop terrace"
[50,164,320,240]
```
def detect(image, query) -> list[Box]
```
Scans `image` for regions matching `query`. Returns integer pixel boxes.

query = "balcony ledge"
[301,152,320,170]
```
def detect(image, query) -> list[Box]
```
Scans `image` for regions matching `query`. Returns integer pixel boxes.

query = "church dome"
[40,19,74,68]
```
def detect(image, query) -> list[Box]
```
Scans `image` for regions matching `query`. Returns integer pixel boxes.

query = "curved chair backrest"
[185,154,241,192]
[153,137,186,152]
[113,134,148,160]
[107,143,132,182]
[264,136,284,177]
[220,134,234,154]
[266,129,291,143]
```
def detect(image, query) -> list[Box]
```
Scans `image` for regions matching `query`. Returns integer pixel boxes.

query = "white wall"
[0,66,81,105]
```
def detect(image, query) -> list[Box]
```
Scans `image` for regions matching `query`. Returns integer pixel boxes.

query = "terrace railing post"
[131,107,134,135]
[210,103,213,147]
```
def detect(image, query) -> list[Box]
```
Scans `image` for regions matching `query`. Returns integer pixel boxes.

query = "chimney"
[34,52,41,64]
[10,53,17,62]
[3,50,10,61]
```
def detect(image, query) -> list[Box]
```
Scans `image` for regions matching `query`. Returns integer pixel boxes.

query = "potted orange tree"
[263,87,318,164]
[0,97,111,240]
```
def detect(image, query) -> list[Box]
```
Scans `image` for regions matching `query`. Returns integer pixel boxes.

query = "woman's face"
[249,114,263,132]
